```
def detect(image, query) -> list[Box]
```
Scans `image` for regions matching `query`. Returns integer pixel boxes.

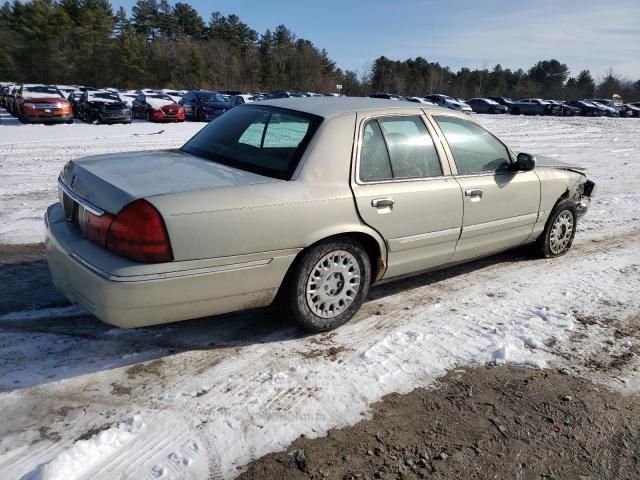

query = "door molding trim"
[461,212,538,238]
[389,226,461,252]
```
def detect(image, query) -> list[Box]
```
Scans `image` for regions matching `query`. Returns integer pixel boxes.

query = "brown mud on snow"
[239,365,640,480]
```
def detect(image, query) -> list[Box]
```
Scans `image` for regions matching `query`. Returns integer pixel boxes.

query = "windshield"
[196,93,229,102]
[181,105,323,180]
[24,86,63,97]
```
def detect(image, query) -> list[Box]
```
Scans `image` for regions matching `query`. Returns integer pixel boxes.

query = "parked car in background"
[77,86,100,93]
[56,85,80,99]
[46,97,596,332]
[264,90,307,99]
[230,94,258,108]
[159,89,184,103]
[0,84,15,109]
[402,96,436,105]
[16,84,73,124]
[369,93,403,100]
[78,90,132,124]
[489,97,516,111]
[586,99,622,117]
[132,92,185,122]
[118,90,139,108]
[563,100,606,117]
[466,98,508,114]
[423,94,472,113]
[545,100,579,116]
[67,92,84,118]
[179,90,232,121]
[509,98,558,116]
[5,85,20,114]
[625,102,640,117]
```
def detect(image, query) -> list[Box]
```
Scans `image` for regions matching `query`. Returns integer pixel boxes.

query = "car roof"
[257,97,459,119]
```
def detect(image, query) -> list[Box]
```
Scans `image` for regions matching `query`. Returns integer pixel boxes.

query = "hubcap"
[306,250,361,319]
[549,210,574,254]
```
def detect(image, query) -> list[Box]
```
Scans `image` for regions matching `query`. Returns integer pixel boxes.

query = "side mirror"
[515,152,536,171]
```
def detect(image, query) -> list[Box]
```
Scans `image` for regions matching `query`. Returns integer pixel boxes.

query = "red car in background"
[131,92,185,122]
[16,84,73,124]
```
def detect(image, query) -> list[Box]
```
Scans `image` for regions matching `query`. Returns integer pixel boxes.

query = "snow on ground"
[0,110,639,479]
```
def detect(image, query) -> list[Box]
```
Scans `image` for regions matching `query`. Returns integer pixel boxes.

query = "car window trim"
[354,112,450,185]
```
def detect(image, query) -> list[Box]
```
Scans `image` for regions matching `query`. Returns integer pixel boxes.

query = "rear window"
[181,105,323,180]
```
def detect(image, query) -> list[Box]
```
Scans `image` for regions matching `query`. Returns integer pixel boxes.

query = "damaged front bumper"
[577,180,597,218]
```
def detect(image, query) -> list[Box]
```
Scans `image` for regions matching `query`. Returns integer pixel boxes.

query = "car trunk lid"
[59,149,279,214]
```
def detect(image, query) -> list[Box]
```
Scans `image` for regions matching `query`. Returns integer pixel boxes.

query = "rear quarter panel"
[149,113,386,262]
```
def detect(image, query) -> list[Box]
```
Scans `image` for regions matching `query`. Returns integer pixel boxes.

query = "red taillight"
[106,199,173,263]
[82,210,114,247]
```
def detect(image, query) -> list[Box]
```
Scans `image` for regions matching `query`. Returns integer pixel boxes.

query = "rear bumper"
[45,203,297,328]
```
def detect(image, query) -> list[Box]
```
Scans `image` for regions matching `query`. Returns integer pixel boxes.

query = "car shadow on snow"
[0,244,534,391]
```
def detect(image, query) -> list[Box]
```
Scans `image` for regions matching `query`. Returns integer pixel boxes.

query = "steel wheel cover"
[305,250,361,318]
[549,210,574,254]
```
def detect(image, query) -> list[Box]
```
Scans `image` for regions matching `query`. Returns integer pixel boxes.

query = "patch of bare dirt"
[239,365,640,480]
[74,422,113,442]
[0,243,45,264]
[125,359,165,380]
[300,346,347,362]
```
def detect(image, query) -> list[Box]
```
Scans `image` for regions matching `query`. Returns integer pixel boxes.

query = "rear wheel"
[535,199,577,258]
[283,239,371,332]
[196,108,205,122]
[146,110,151,122]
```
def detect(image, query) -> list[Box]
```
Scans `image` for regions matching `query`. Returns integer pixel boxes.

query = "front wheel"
[535,199,577,258]
[283,239,371,332]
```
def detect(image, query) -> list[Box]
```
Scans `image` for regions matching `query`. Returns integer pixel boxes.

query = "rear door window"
[360,116,442,181]
[378,116,442,179]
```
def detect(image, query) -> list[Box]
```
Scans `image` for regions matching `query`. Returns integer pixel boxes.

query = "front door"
[431,115,541,261]
[351,114,463,279]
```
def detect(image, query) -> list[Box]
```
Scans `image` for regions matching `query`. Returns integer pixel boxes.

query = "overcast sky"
[117,0,640,80]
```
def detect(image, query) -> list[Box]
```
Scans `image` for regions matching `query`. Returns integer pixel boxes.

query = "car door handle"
[464,189,483,198]
[371,198,395,208]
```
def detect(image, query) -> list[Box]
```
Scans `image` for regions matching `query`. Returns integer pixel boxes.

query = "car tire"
[283,239,372,332]
[512,107,520,115]
[146,111,151,122]
[196,108,205,122]
[535,199,577,258]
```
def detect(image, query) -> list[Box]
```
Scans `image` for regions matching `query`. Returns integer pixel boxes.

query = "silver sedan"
[46,98,596,331]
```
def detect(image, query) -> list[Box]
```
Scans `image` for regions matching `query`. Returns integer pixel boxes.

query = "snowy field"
[0,109,639,479]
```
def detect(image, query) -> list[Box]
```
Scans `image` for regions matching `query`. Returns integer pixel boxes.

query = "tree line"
[1,0,639,101]
[352,57,640,101]
[0,0,341,91]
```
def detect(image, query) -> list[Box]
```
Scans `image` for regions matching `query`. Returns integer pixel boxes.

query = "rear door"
[431,115,540,261]
[351,113,463,279]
